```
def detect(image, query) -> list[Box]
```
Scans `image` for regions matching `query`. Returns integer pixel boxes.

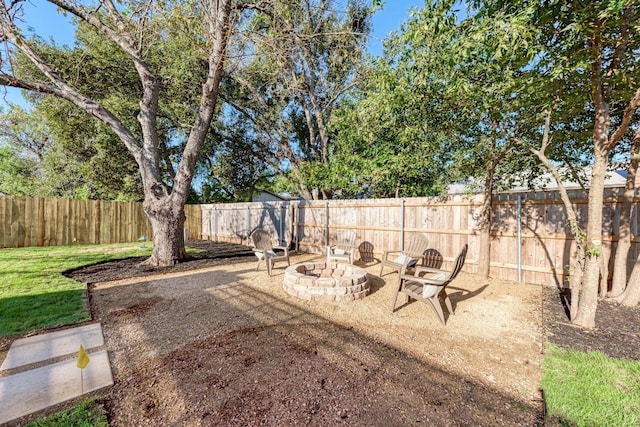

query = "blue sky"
[1,1,425,107]
[370,1,425,55]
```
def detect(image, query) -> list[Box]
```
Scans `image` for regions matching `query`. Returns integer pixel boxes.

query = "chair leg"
[441,290,454,315]
[256,259,261,271]
[390,278,405,313]
[427,298,446,325]
[267,259,273,276]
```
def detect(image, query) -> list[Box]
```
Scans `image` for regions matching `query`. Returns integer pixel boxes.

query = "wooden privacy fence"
[201,189,640,287]
[0,195,202,248]
[4,191,638,287]
[201,201,293,247]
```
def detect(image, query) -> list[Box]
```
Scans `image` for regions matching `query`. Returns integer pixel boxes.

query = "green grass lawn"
[542,344,640,426]
[24,398,108,427]
[0,243,152,336]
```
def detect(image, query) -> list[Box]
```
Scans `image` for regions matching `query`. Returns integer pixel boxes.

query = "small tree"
[480,0,640,326]
[535,1,640,327]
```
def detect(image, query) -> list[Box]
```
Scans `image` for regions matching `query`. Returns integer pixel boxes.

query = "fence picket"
[0,195,201,248]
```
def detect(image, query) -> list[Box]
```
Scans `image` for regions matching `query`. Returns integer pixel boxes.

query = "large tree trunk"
[144,197,187,265]
[572,143,609,329]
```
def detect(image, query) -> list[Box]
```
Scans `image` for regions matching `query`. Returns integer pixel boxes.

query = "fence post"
[246,205,251,245]
[325,201,329,246]
[400,198,405,251]
[517,194,522,283]
[213,206,218,242]
[279,203,285,246]
[295,202,300,251]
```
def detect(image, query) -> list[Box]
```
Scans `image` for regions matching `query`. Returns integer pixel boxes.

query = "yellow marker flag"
[77,345,90,369]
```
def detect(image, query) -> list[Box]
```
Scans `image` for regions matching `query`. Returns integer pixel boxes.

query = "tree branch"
[0,18,142,158]
[606,87,640,150]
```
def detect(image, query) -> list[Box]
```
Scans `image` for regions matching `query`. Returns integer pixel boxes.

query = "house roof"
[448,166,630,195]
[252,189,302,201]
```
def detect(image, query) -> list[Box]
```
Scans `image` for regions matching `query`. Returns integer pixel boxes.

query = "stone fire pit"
[283,261,369,302]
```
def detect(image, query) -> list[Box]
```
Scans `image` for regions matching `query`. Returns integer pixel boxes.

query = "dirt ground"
[4,240,640,426]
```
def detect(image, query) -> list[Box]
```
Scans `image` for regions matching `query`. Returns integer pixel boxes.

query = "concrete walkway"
[0,323,113,425]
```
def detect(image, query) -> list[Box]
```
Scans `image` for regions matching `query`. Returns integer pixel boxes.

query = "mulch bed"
[64,241,256,284]
[543,287,640,360]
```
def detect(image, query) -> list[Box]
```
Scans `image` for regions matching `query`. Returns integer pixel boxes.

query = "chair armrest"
[273,245,289,255]
[382,250,402,262]
[414,266,448,277]
[252,248,266,260]
[400,273,446,287]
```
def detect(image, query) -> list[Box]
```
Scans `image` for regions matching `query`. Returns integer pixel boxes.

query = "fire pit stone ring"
[283,261,369,302]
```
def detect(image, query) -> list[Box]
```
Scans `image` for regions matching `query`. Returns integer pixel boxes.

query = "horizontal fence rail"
[0,196,202,248]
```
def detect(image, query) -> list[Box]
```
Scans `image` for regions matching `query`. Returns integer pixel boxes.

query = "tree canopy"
[221,0,374,200]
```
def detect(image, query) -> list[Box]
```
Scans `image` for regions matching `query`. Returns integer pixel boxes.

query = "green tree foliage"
[199,122,276,202]
[0,102,142,200]
[330,1,549,197]
[331,1,481,199]
[329,94,452,198]
[1,0,235,265]
[0,144,38,195]
[222,0,373,200]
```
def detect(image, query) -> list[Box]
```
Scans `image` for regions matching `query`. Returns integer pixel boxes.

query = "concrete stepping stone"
[0,349,113,424]
[1,323,104,371]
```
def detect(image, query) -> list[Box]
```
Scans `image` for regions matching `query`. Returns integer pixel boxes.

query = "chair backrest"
[358,241,374,262]
[423,248,443,269]
[404,233,429,258]
[446,244,468,282]
[250,229,273,251]
[333,230,357,251]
